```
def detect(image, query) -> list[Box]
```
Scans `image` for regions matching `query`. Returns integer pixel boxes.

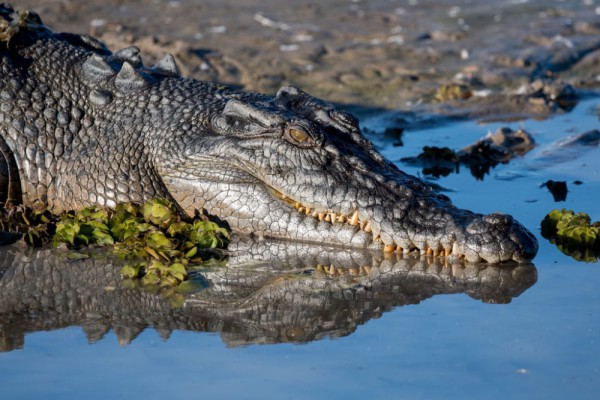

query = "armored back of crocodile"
[0,5,538,263]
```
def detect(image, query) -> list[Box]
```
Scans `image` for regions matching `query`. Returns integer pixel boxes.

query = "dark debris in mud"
[401,127,535,180]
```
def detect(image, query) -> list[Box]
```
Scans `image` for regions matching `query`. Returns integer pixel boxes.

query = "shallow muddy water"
[0,98,598,399]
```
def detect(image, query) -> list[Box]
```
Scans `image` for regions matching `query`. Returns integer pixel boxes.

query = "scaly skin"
[0,5,538,263]
[0,237,537,350]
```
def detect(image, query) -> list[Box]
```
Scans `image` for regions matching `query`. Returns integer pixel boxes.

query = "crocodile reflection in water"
[0,237,537,351]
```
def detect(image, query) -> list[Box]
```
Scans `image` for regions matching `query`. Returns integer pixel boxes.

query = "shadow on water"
[0,237,537,351]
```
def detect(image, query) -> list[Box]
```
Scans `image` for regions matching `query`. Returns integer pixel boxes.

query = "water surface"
[0,99,599,399]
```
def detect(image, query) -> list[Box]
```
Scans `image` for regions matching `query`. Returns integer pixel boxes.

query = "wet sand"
[17,1,600,120]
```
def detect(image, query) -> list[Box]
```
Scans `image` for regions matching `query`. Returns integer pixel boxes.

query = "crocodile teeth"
[271,186,464,259]
[363,221,372,233]
[349,211,359,226]
[384,244,396,253]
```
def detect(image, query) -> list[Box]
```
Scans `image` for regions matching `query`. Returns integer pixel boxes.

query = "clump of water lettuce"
[541,209,600,263]
[0,199,229,286]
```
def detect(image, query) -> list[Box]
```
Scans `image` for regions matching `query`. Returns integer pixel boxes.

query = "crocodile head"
[161,86,538,263]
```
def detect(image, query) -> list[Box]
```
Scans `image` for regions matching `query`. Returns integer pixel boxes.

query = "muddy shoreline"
[18,0,600,121]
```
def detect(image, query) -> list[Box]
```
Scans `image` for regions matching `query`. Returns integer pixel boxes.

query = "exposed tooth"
[318,212,325,221]
[363,266,371,274]
[337,215,347,223]
[433,249,439,257]
[395,246,403,252]
[444,248,452,257]
[325,214,331,222]
[363,221,372,232]
[330,213,337,223]
[298,206,305,213]
[312,210,319,217]
[328,264,336,275]
[305,208,312,215]
[294,202,301,208]
[453,242,460,255]
[349,268,359,276]
[384,244,396,253]
[427,248,433,256]
[349,211,359,226]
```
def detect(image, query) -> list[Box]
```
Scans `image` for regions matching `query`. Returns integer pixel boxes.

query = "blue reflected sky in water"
[1,99,599,399]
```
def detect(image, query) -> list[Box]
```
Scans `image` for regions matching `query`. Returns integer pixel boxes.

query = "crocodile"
[0,5,538,263]
[0,237,537,350]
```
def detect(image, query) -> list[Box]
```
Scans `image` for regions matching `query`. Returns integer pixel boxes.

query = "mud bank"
[19,0,600,120]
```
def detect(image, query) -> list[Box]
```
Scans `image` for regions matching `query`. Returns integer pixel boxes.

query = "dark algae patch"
[0,198,229,287]
[541,209,600,263]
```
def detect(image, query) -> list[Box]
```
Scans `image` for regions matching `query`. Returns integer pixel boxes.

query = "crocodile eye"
[284,126,316,148]
[289,128,309,143]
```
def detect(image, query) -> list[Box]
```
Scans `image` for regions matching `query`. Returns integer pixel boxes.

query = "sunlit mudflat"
[0,99,599,399]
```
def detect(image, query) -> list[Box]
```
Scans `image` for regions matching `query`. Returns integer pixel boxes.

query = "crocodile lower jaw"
[266,186,469,260]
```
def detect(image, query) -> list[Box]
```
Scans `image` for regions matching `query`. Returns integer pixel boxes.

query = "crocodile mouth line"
[267,186,459,259]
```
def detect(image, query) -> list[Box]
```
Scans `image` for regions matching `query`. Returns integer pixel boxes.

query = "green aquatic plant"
[0,198,229,286]
[541,209,600,263]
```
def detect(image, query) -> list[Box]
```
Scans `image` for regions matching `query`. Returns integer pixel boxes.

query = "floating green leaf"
[143,198,178,228]
[188,220,230,248]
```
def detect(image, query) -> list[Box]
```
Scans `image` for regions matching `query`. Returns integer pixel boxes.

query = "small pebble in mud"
[280,44,299,52]
[209,26,227,34]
